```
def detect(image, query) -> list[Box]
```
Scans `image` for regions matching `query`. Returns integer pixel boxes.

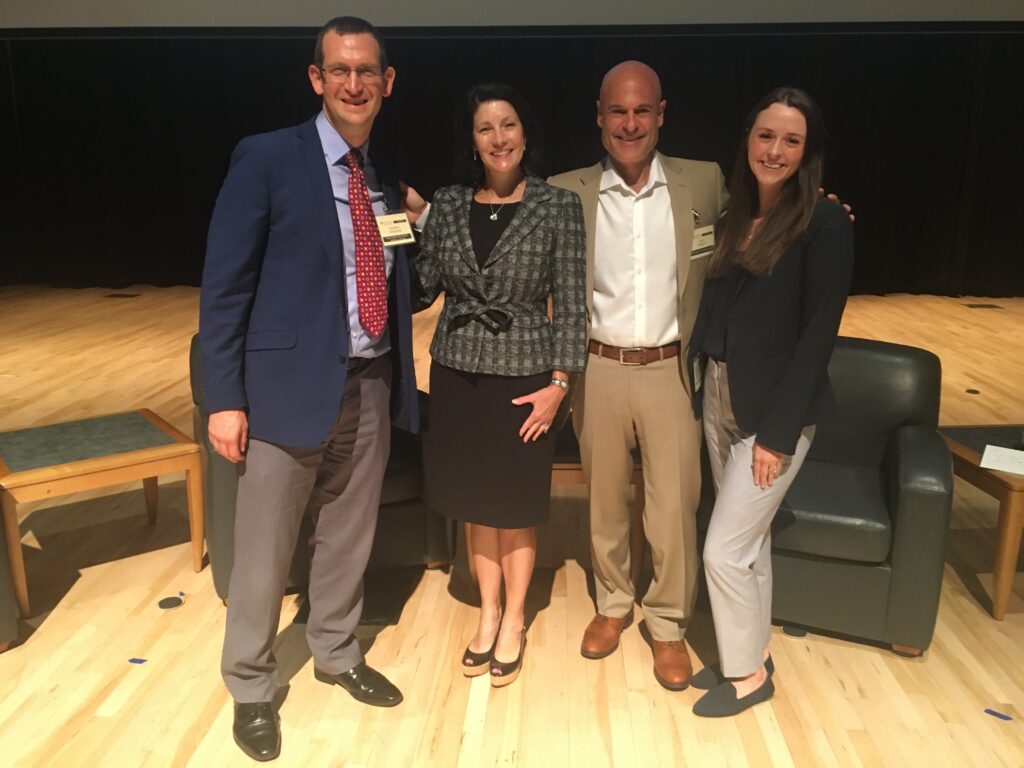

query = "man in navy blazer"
[199,16,418,762]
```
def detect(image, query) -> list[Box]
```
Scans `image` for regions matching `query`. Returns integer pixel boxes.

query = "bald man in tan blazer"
[549,61,728,690]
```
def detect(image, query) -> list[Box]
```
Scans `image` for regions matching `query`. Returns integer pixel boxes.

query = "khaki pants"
[574,352,702,642]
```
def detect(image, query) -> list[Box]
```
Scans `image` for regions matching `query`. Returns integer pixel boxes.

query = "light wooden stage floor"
[0,285,1022,767]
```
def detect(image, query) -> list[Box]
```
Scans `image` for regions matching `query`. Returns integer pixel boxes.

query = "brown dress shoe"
[581,612,633,659]
[652,640,693,691]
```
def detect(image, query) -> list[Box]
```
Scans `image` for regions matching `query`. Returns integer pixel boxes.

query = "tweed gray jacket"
[414,176,588,377]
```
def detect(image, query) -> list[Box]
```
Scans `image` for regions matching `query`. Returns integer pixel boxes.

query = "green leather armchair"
[702,336,954,655]
[188,335,450,600]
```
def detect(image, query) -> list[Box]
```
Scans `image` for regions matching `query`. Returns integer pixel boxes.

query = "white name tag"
[691,225,715,260]
[375,213,416,246]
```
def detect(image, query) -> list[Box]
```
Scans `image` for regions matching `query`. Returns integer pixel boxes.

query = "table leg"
[143,477,158,525]
[185,455,206,572]
[1,492,30,618]
[991,490,1024,621]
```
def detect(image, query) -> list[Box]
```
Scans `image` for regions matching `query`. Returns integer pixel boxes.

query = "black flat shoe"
[232,701,281,762]
[462,636,498,677]
[314,662,404,707]
[490,631,526,688]
[693,676,775,718]
[691,655,775,691]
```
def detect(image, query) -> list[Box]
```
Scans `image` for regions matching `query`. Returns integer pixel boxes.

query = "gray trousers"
[221,356,392,703]
[702,359,814,678]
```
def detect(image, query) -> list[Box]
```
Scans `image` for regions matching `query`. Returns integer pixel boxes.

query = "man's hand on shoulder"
[400,181,428,227]
[208,409,249,463]
[818,187,855,222]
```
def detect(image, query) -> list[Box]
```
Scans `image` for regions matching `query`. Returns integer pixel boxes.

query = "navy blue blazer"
[199,115,418,448]
[690,200,854,455]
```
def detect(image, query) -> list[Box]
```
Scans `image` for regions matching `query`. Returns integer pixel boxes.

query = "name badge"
[691,225,715,260]
[375,213,416,246]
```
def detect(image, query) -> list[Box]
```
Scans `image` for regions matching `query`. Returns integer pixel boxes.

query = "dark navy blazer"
[691,200,854,455]
[199,115,418,448]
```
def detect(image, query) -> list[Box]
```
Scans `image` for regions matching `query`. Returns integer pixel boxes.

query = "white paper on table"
[980,445,1024,476]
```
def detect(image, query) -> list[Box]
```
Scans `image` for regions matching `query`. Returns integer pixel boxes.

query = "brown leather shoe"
[581,612,633,659]
[652,640,693,691]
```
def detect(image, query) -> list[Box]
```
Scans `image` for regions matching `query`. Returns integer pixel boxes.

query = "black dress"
[424,200,556,528]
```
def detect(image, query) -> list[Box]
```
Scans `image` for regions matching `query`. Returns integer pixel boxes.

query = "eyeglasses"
[319,65,383,84]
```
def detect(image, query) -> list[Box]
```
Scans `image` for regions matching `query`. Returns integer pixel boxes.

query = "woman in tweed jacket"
[414,83,586,686]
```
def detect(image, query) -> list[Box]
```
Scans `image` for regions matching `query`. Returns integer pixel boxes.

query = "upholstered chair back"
[808,337,942,468]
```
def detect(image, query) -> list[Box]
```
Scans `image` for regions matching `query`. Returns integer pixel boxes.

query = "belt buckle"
[618,347,644,366]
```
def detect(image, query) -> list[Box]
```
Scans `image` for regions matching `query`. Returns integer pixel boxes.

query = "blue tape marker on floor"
[985,708,1012,721]
[128,658,147,665]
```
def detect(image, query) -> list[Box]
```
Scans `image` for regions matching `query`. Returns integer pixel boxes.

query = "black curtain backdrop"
[1,24,1022,295]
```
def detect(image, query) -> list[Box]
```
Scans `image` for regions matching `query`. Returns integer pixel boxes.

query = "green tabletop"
[0,412,176,473]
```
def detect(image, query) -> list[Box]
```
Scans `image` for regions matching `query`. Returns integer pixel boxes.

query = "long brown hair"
[708,87,825,277]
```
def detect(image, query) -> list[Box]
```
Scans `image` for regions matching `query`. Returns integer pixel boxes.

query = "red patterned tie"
[345,148,388,338]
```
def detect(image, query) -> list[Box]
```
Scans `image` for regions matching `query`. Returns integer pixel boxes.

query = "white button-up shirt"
[591,155,679,348]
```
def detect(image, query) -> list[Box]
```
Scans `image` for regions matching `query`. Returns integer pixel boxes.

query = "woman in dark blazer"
[688,87,854,717]
[414,83,587,686]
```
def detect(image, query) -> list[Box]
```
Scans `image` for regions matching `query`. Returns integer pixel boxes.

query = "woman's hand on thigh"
[751,442,786,489]
[511,384,566,443]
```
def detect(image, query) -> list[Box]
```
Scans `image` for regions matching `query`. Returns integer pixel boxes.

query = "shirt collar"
[599,152,666,196]
[315,111,370,166]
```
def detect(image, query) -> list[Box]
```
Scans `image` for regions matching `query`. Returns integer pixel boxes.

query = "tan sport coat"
[548,151,729,402]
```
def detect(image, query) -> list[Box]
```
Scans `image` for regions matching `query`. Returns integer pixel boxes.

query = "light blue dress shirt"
[315,111,395,358]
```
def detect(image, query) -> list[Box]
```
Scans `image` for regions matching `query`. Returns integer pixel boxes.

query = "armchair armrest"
[189,334,204,406]
[883,425,954,649]
[193,405,239,599]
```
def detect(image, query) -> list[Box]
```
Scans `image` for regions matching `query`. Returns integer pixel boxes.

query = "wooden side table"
[941,425,1024,620]
[0,409,204,617]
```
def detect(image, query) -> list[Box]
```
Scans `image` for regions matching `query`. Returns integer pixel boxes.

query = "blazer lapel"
[483,176,551,269]
[298,117,344,297]
[441,185,477,272]
[731,269,754,306]
[662,153,696,302]
[571,163,602,318]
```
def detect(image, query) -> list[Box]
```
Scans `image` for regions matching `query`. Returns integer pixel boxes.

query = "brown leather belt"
[589,340,680,366]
